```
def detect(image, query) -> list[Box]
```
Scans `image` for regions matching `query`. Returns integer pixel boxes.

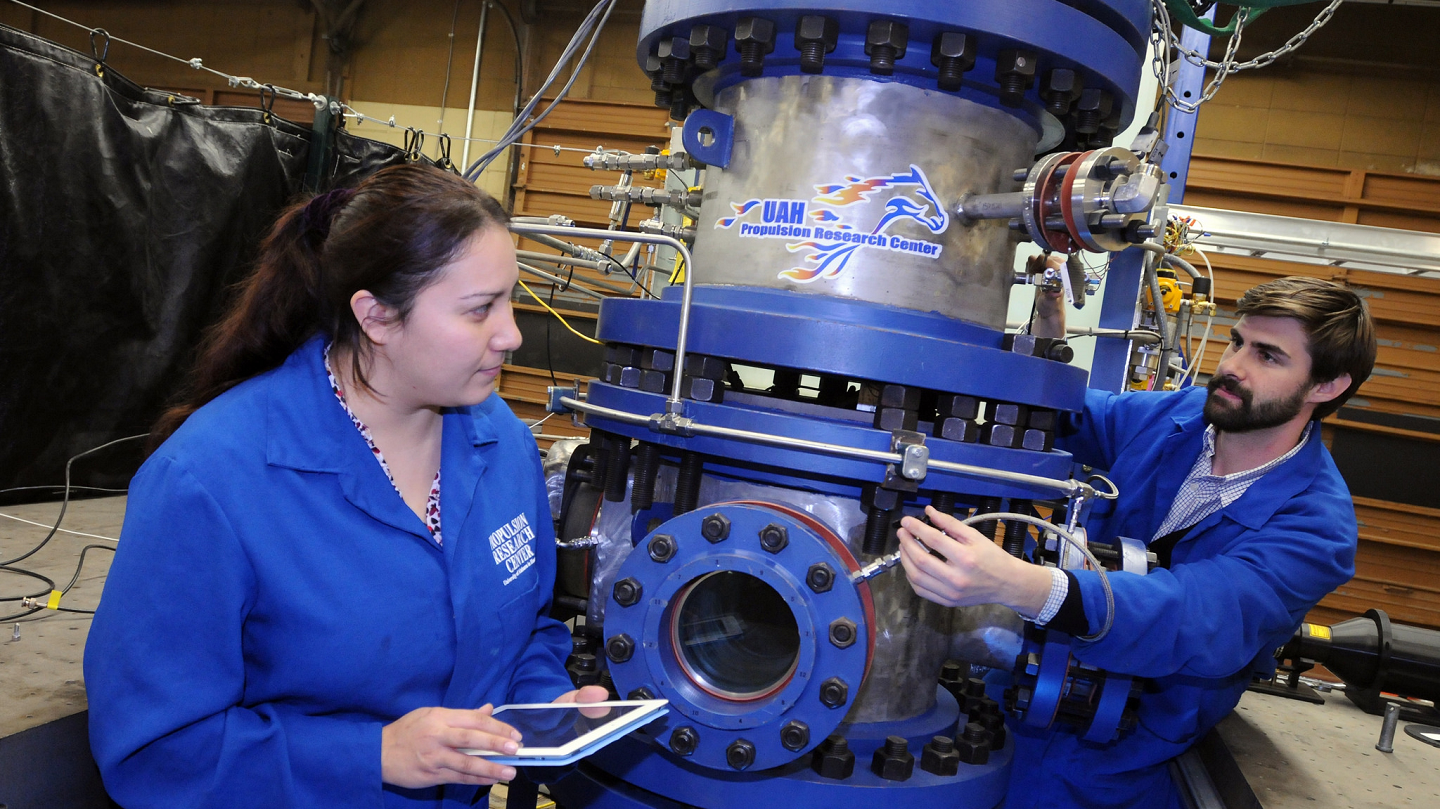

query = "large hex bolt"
[811,734,855,779]
[874,383,921,432]
[865,19,909,76]
[605,634,634,664]
[861,485,902,556]
[612,577,642,608]
[700,512,731,543]
[961,676,988,715]
[1040,68,1083,117]
[806,562,835,593]
[956,721,992,764]
[689,24,727,71]
[828,617,858,649]
[669,726,699,756]
[648,534,677,563]
[995,49,1038,107]
[974,708,1007,750]
[931,32,975,92]
[921,736,961,776]
[566,652,599,687]
[759,523,789,553]
[794,15,839,74]
[871,735,915,781]
[626,686,655,700]
[657,37,691,86]
[1073,88,1114,134]
[938,660,966,703]
[819,677,849,708]
[734,16,776,77]
[725,739,756,770]
[645,54,670,108]
[780,720,811,752]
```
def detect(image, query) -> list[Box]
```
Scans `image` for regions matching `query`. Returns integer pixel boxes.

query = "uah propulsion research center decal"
[714,164,948,283]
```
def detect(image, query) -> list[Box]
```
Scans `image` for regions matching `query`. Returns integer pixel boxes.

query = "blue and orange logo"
[714,165,948,282]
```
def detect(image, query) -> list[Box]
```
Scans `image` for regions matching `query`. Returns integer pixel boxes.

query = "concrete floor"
[1219,687,1440,807]
[0,496,122,738]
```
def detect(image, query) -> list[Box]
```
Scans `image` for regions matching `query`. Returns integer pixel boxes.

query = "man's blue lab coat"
[84,336,574,808]
[1006,386,1356,808]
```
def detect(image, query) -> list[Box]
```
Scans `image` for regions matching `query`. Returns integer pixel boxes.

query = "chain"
[1151,0,1344,116]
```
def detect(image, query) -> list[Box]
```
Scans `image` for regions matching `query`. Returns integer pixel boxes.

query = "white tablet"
[460,699,669,766]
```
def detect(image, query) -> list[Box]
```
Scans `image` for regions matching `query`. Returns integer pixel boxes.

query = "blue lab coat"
[84,336,574,808]
[1005,386,1356,808]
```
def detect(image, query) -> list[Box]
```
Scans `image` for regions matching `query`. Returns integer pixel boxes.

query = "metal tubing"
[558,396,1094,498]
[516,262,606,300]
[517,258,636,297]
[511,222,696,412]
[516,249,607,272]
[459,0,489,169]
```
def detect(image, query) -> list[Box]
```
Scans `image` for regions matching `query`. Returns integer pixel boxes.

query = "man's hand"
[552,684,612,718]
[381,705,521,789]
[898,506,1053,617]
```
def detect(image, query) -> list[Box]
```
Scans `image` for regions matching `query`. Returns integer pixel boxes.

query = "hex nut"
[811,734,855,779]
[819,676,849,708]
[806,562,835,593]
[700,513,731,542]
[605,633,634,664]
[734,16,776,48]
[648,534,677,563]
[669,726,699,756]
[612,577,642,607]
[795,14,839,48]
[871,736,915,781]
[627,686,655,700]
[931,31,975,64]
[828,617,858,649]
[725,739,756,770]
[759,523,789,553]
[921,736,961,776]
[780,720,811,752]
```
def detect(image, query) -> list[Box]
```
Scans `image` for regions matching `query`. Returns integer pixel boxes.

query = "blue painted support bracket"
[681,109,734,168]
[1158,11,1214,203]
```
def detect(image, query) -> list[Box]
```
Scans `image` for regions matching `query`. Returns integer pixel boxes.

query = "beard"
[1203,374,1311,432]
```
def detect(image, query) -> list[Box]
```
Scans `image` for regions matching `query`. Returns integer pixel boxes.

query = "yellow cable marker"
[46,590,62,610]
[516,278,603,346]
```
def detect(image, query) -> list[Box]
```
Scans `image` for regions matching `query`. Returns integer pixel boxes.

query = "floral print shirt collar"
[323,343,442,545]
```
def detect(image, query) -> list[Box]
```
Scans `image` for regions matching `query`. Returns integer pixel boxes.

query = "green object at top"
[1163,0,1327,36]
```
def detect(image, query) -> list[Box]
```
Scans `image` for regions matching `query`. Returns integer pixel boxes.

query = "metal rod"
[557,396,1092,498]
[515,262,605,300]
[511,222,696,413]
[459,0,489,169]
[515,249,607,272]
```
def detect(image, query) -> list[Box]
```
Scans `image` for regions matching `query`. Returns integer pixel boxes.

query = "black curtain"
[0,24,413,493]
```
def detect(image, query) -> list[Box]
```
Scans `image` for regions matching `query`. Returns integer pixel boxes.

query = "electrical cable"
[516,279,602,345]
[0,434,144,567]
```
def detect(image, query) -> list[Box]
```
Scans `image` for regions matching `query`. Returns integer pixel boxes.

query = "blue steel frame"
[1087,18,1211,393]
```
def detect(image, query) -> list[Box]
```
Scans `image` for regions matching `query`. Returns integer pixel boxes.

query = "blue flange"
[552,688,1011,808]
[603,503,871,773]
[637,0,1151,131]
[586,383,1075,501]
[599,286,1087,413]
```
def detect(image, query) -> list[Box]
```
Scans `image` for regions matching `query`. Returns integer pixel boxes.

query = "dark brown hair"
[1234,276,1377,421]
[151,164,509,449]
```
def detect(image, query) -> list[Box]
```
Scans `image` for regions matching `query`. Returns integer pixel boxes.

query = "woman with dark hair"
[83,164,607,807]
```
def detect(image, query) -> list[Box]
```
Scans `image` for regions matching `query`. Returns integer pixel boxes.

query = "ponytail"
[150,165,507,451]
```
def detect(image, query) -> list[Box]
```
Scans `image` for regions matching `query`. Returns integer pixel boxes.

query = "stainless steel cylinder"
[692,75,1039,329]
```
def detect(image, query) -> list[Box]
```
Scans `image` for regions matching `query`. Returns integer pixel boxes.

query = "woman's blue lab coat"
[84,336,574,808]
[1006,386,1357,807]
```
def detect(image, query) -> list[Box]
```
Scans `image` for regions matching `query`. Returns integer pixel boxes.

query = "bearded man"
[897,274,1376,807]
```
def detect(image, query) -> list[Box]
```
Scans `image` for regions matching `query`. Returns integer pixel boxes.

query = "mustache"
[1207,375,1251,403]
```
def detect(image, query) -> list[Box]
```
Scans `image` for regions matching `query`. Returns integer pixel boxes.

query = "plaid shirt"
[1033,421,1313,626]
